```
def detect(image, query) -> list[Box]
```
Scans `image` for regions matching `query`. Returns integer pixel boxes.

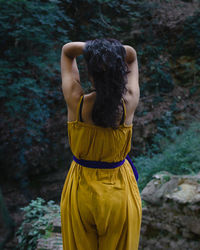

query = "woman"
[60,38,142,250]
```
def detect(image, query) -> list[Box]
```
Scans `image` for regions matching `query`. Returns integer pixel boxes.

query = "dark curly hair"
[83,38,130,129]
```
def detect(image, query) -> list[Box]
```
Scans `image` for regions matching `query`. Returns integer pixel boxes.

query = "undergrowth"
[134,121,200,191]
[16,198,60,250]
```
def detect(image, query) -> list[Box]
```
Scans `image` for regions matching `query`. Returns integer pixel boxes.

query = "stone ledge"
[140,171,200,250]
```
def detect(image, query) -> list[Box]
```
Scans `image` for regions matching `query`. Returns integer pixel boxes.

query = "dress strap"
[120,98,126,125]
[79,96,84,122]
[76,95,84,121]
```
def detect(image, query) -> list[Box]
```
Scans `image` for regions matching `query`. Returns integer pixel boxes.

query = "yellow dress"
[60,95,142,250]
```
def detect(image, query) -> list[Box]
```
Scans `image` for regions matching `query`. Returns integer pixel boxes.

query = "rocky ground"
[140,171,200,250]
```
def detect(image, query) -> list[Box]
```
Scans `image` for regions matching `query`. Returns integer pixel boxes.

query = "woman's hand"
[62,42,85,59]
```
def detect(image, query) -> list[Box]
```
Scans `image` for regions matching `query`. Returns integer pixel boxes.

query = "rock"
[36,233,63,250]
[140,171,200,250]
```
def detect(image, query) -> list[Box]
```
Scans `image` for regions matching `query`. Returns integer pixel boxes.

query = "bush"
[16,198,60,250]
[134,121,200,191]
[0,0,69,189]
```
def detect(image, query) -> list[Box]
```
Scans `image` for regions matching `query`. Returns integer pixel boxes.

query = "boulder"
[140,171,200,250]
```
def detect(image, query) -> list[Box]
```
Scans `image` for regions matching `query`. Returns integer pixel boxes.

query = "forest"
[0,0,200,249]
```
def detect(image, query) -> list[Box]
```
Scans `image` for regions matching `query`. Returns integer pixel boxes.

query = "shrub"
[16,198,60,250]
[134,121,200,191]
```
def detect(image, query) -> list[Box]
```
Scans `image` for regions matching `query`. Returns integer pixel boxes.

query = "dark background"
[0,0,200,248]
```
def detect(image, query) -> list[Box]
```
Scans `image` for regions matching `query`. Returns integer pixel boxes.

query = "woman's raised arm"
[123,45,137,65]
[62,42,85,59]
[61,42,85,110]
[123,45,140,111]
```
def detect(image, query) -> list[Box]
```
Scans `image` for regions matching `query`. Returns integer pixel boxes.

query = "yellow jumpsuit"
[60,95,142,250]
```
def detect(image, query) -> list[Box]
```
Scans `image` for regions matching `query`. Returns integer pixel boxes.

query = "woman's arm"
[62,42,85,59]
[123,45,140,111]
[124,45,137,64]
[61,42,85,111]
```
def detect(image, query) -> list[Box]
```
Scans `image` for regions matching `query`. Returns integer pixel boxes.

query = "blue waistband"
[72,154,138,182]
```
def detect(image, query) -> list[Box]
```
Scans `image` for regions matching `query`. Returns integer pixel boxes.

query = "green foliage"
[171,10,200,88]
[134,122,200,191]
[61,0,135,41]
[0,0,67,117]
[142,199,147,208]
[0,0,69,185]
[128,1,200,96]
[173,10,200,58]
[16,198,60,250]
[124,1,175,95]
[142,58,174,94]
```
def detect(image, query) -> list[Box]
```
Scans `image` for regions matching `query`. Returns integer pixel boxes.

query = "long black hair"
[83,38,130,129]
